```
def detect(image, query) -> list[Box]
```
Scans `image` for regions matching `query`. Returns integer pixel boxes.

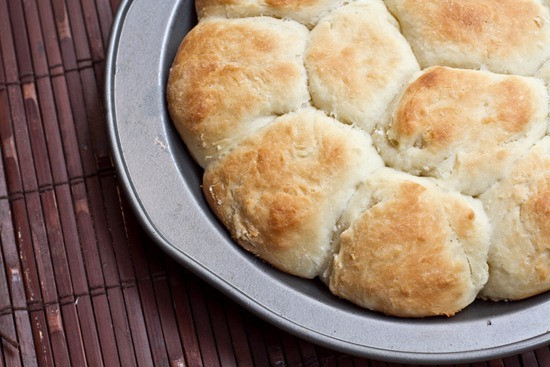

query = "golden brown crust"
[336,182,468,316]
[480,138,550,300]
[203,108,383,278]
[384,0,550,75]
[166,17,309,168]
[197,0,322,11]
[195,0,350,27]
[305,1,419,132]
[395,67,533,144]
[329,169,490,317]
[374,66,548,196]
[265,0,316,6]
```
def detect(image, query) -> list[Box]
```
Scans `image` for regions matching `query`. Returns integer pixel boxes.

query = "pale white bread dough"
[536,59,550,87]
[166,17,310,168]
[327,168,490,317]
[536,59,550,135]
[195,0,353,28]
[384,0,550,76]
[203,108,384,279]
[480,137,550,301]
[373,66,548,196]
[305,0,419,133]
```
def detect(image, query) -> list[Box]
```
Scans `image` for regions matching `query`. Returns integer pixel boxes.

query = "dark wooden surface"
[0,0,549,366]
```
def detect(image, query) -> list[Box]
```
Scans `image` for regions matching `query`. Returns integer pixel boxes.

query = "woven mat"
[0,0,548,366]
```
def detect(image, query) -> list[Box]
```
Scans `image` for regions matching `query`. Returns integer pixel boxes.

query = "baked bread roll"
[305,0,419,133]
[195,0,352,28]
[167,17,310,168]
[373,66,548,196]
[327,169,490,317]
[167,0,550,317]
[480,138,550,301]
[203,108,383,278]
[384,0,550,76]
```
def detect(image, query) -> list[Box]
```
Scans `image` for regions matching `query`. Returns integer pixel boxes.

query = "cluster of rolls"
[167,0,550,317]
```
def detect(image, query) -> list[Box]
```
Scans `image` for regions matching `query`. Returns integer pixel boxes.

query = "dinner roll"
[480,138,550,301]
[327,168,490,318]
[305,0,419,133]
[203,108,384,278]
[373,66,548,196]
[195,0,352,28]
[166,17,310,168]
[384,0,550,76]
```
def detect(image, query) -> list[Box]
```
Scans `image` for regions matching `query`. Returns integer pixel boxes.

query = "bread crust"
[203,108,383,278]
[166,17,309,168]
[384,0,550,75]
[480,138,550,301]
[536,59,550,135]
[305,0,419,132]
[373,66,548,196]
[328,169,490,317]
[195,0,352,28]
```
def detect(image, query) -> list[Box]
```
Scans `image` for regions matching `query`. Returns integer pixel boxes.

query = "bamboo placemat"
[0,0,549,366]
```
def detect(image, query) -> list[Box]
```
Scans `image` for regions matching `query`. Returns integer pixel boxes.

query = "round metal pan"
[105,0,550,363]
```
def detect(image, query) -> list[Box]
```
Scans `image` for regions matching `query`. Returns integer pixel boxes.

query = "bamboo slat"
[0,1,548,366]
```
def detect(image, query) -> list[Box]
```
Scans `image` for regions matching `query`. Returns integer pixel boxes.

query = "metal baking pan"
[105,0,550,363]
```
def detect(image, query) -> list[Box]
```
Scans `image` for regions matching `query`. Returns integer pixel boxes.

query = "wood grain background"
[0,0,549,366]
